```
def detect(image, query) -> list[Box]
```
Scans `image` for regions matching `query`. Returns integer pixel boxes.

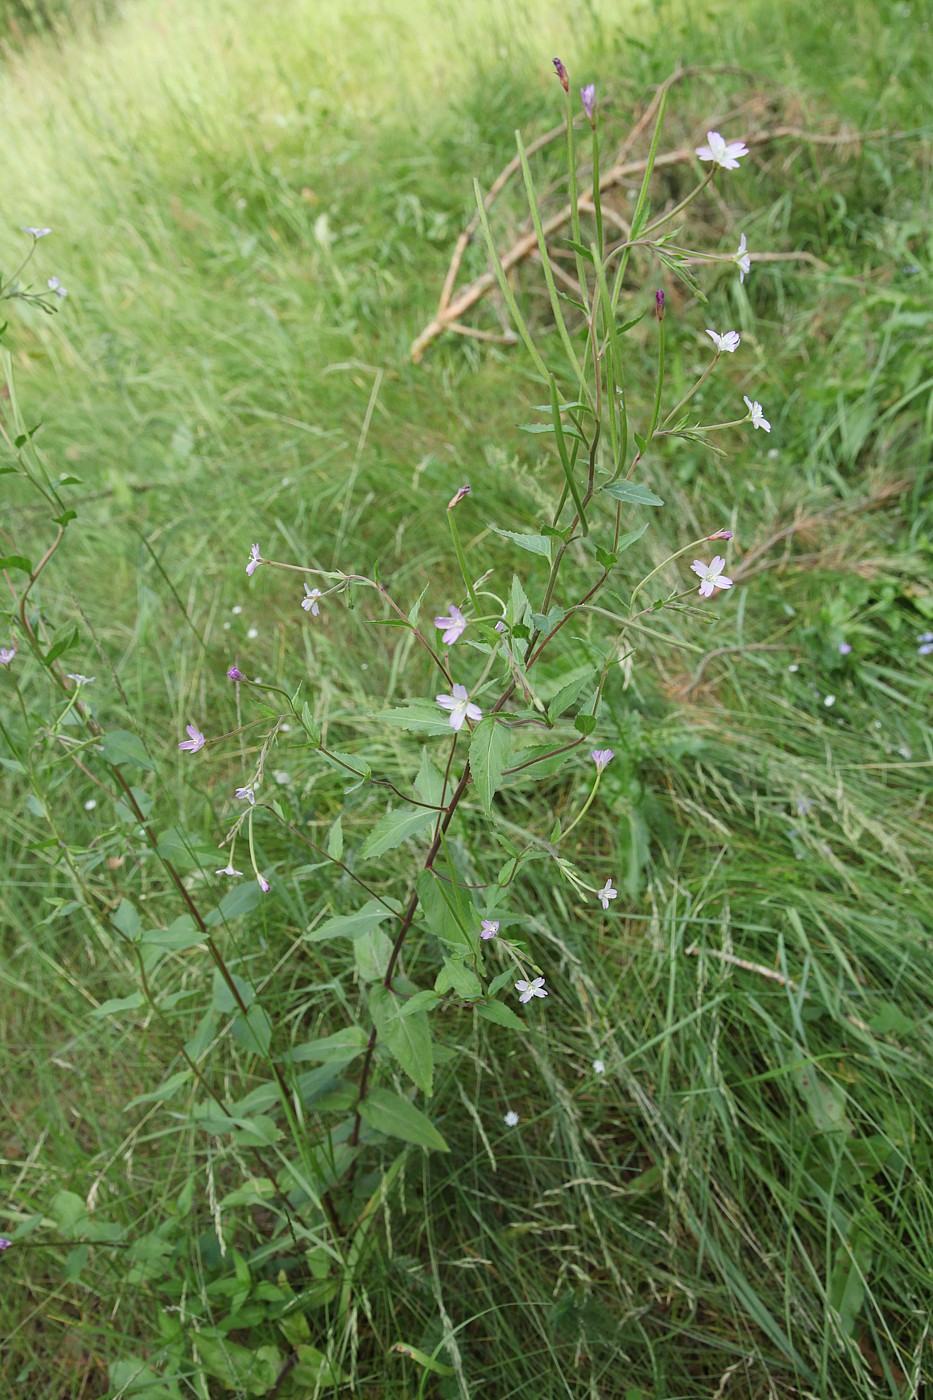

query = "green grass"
[2,0,932,1395]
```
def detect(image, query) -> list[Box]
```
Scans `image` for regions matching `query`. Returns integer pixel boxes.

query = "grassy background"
[2,0,932,1395]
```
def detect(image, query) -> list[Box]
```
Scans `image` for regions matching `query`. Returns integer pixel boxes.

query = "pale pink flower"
[178,724,205,753]
[695,131,748,170]
[436,683,482,731]
[590,749,614,773]
[245,543,262,576]
[580,84,596,122]
[235,786,255,805]
[691,557,733,598]
[0,645,17,666]
[480,920,499,940]
[257,874,271,893]
[516,977,548,1003]
[434,605,467,645]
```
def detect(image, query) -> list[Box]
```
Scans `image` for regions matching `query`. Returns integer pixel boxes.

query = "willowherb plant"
[2,62,771,1385]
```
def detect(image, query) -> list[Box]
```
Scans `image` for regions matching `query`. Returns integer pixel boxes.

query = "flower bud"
[655,288,665,321]
[447,484,471,511]
[226,665,245,681]
[552,58,569,92]
[580,84,596,123]
[707,529,733,541]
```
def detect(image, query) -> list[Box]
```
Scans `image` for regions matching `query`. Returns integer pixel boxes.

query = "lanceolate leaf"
[361,806,437,860]
[469,718,512,814]
[600,480,665,507]
[358,1087,449,1152]
[368,984,434,1095]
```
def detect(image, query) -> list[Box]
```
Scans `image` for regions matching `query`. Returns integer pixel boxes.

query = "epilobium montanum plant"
[1,64,768,1382]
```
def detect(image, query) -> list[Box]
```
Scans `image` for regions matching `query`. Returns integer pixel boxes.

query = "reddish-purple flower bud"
[553,58,569,92]
[580,84,596,122]
[707,529,733,541]
[447,484,471,511]
[655,289,665,321]
[227,665,245,681]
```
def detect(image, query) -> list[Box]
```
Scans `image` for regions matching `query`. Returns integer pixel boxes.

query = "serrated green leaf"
[92,993,144,1018]
[354,927,395,982]
[101,729,156,772]
[375,701,456,736]
[435,958,482,998]
[0,554,32,574]
[306,901,396,942]
[487,525,551,557]
[326,815,343,860]
[358,1087,449,1152]
[600,480,664,507]
[414,748,445,806]
[285,1027,368,1063]
[476,999,527,1031]
[140,915,201,951]
[469,718,512,814]
[111,899,141,942]
[206,880,263,925]
[361,806,437,860]
[369,984,434,1094]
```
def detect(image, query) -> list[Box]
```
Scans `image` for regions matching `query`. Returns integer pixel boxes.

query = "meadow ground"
[1,0,932,1395]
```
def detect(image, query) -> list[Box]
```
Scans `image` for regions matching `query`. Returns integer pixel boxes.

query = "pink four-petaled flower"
[434,605,467,646]
[516,977,548,1004]
[590,749,614,773]
[691,556,733,598]
[480,920,499,940]
[597,879,618,911]
[302,585,322,616]
[246,544,262,576]
[695,131,749,170]
[436,683,482,731]
[178,724,205,753]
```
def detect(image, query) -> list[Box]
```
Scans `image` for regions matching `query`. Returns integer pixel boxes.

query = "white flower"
[66,673,95,685]
[436,683,482,731]
[84,798,97,811]
[823,694,836,708]
[734,232,751,283]
[743,396,771,432]
[434,604,467,646]
[231,605,243,615]
[695,131,749,170]
[20,226,51,239]
[515,977,548,1004]
[47,277,67,299]
[504,1110,519,1127]
[216,860,243,877]
[690,556,733,598]
[706,328,740,354]
[301,585,322,616]
[597,879,618,911]
[247,627,259,640]
[593,1059,606,1075]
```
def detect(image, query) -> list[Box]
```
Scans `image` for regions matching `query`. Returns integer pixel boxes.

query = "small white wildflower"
[84,798,97,811]
[301,585,322,616]
[593,1059,606,1075]
[705,328,741,354]
[734,232,751,283]
[515,977,548,1004]
[504,1110,519,1127]
[247,627,259,640]
[743,396,771,433]
[597,879,618,911]
[695,131,749,170]
[823,694,836,708]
